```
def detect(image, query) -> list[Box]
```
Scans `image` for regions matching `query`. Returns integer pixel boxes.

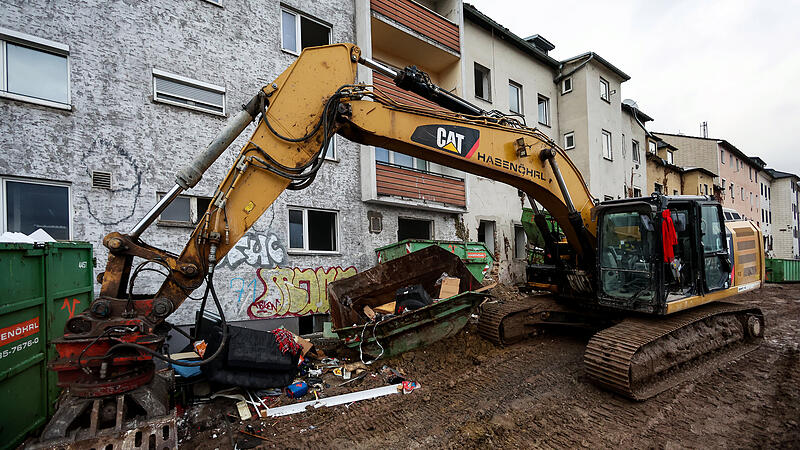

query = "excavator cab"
[595,195,732,314]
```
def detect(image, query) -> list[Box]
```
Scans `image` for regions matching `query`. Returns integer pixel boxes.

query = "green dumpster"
[765,258,800,283]
[375,239,494,282]
[0,242,92,449]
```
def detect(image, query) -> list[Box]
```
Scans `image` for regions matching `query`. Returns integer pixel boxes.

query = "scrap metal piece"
[267,383,406,417]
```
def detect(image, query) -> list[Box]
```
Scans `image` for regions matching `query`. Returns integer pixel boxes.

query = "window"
[508,80,522,114]
[648,140,657,154]
[477,220,495,254]
[673,190,679,195]
[537,94,549,126]
[654,183,662,194]
[324,136,337,161]
[632,140,640,163]
[474,63,491,101]
[749,168,753,181]
[281,8,331,55]
[152,69,225,115]
[514,225,526,259]
[602,130,612,160]
[2,178,71,239]
[398,218,432,241]
[599,77,610,102]
[561,77,572,94]
[720,149,725,163]
[564,132,575,150]
[375,147,428,171]
[722,179,726,189]
[288,207,338,252]
[666,151,674,165]
[740,187,744,200]
[704,184,709,195]
[158,193,212,226]
[633,187,642,197]
[0,28,70,109]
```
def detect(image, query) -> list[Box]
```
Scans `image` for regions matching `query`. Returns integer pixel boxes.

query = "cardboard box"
[438,277,460,299]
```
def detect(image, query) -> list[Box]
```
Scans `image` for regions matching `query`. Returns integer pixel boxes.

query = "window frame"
[632,139,640,163]
[666,150,674,165]
[599,77,610,102]
[0,28,71,110]
[513,224,526,259]
[280,6,332,56]
[564,132,575,150]
[537,94,550,126]
[152,68,226,116]
[508,80,522,115]
[1,176,73,240]
[287,206,340,254]
[561,76,572,94]
[375,147,429,172]
[601,129,613,161]
[473,62,491,102]
[157,193,212,227]
[324,135,338,161]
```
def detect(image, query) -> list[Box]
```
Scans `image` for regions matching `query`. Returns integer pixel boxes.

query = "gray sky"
[468,0,800,175]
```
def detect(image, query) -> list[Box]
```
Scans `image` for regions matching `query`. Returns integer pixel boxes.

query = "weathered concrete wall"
[0,0,374,325]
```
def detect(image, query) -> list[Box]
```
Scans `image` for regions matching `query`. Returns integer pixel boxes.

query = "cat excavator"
[39,43,765,445]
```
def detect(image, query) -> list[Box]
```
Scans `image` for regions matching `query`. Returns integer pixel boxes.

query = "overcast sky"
[468,0,800,175]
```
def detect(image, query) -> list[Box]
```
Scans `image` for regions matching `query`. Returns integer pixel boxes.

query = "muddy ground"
[178,283,800,449]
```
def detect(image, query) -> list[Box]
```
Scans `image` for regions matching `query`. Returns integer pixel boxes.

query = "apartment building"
[0,0,371,330]
[765,169,800,259]
[458,4,562,282]
[682,167,716,197]
[645,137,682,195]
[355,0,467,252]
[557,52,631,201]
[620,101,650,197]
[655,133,759,220]
[751,157,773,252]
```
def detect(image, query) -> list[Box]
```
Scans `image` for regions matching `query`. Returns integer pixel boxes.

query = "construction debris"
[266,383,416,417]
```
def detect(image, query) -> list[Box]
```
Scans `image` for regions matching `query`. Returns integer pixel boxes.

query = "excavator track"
[478,295,568,346]
[584,301,764,401]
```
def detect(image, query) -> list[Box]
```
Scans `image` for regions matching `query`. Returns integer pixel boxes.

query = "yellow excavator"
[39,43,765,446]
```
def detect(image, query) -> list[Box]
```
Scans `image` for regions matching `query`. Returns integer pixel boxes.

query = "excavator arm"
[52,43,598,400]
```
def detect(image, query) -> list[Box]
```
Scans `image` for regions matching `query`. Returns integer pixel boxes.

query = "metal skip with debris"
[266,382,420,417]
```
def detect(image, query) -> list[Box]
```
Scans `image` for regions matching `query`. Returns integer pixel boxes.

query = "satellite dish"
[622,99,639,109]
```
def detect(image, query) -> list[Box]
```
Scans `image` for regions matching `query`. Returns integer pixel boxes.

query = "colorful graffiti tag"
[217,231,286,269]
[243,266,357,319]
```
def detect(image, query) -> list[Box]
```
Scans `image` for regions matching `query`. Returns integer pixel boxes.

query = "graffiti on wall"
[217,231,287,269]
[232,266,357,319]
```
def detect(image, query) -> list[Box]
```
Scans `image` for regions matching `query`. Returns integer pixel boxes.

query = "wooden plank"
[376,182,466,203]
[376,166,466,192]
[371,0,460,50]
[371,0,460,51]
[376,184,466,206]
[376,172,467,197]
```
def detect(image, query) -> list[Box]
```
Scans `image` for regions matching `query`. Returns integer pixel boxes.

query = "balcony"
[371,0,460,53]
[376,161,466,208]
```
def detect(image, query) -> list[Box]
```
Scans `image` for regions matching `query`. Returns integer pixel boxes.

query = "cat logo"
[410,125,480,159]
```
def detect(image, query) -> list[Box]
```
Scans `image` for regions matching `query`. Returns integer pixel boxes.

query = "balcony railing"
[376,161,466,208]
[371,0,460,53]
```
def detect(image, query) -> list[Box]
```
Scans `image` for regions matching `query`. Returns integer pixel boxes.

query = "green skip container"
[0,242,93,449]
[765,258,800,283]
[375,239,494,282]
